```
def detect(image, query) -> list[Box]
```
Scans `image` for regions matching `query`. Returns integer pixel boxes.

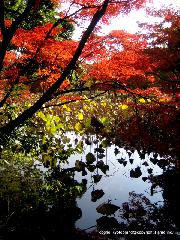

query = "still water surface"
[63,133,163,230]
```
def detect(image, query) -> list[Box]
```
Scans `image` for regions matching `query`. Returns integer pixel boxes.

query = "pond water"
[0,119,179,239]
[62,132,164,231]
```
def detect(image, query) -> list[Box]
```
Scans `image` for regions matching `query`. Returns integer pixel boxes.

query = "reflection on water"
[63,133,163,230]
[0,128,179,239]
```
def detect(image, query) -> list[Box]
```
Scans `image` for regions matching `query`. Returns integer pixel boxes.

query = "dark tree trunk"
[0,0,109,140]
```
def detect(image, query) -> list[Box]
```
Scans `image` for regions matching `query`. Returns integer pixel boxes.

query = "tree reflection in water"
[0,105,179,240]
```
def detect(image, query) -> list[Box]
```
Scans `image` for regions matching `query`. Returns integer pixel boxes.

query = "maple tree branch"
[0,3,102,108]
[0,0,110,137]
[53,87,90,97]
[32,3,103,59]
[0,0,36,72]
[71,1,101,8]
[41,90,107,109]
[0,71,21,108]
[97,79,179,111]
[146,71,180,84]
[110,0,131,3]
[0,1,109,108]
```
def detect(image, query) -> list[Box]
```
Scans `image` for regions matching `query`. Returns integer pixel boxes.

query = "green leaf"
[63,104,71,112]
[119,104,128,110]
[75,122,83,132]
[75,160,85,172]
[85,117,91,128]
[42,135,47,144]
[37,111,46,121]
[75,140,84,153]
[56,123,64,130]
[45,121,51,131]
[86,152,96,164]
[53,116,60,123]
[50,124,56,135]
[138,98,146,103]
[100,117,109,125]
[78,112,84,121]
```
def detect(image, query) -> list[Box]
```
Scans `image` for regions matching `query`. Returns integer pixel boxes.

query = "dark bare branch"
[0,0,110,136]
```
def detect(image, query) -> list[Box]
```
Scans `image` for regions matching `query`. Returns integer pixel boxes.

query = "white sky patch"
[72,0,179,39]
[101,0,179,34]
[101,10,147,35]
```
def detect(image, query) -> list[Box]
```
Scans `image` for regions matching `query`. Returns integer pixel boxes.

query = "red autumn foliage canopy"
[0,0,179,135]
